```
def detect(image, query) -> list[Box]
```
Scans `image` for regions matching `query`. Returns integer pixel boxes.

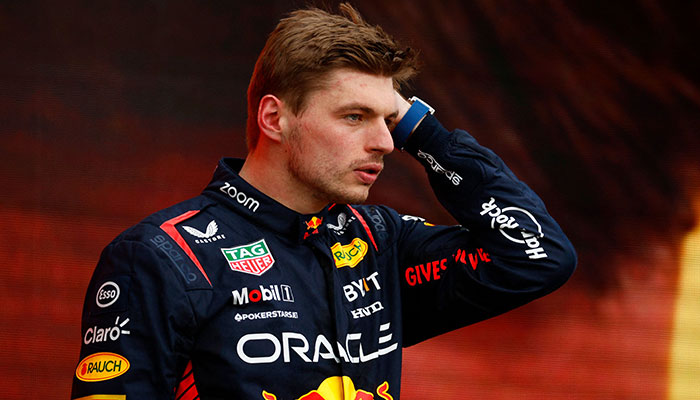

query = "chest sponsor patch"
[331,238,368,268]
[221,239,275,276]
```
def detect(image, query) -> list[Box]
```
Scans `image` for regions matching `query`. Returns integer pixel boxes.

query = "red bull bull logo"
[262,377,393,400]
[304,216,324,239]
[306,216,323,230]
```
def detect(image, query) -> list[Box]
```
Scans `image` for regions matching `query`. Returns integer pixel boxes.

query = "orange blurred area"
[1,1,699,399]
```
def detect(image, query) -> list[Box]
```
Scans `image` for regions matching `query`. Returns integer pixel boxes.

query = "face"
[283,68,397,207]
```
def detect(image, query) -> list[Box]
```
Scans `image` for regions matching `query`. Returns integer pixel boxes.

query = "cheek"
[299,122,345,155]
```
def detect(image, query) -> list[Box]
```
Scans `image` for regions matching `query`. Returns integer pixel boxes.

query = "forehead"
[305,68,396,114]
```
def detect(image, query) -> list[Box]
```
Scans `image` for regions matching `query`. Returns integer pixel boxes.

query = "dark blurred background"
[1,0,698,398]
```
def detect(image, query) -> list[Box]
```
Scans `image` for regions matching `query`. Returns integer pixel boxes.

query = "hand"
[394,91,412,124]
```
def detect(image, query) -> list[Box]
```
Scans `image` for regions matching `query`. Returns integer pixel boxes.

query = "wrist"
[391,96,435,151]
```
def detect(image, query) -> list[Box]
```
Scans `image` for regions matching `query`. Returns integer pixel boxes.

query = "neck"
[239,148,326,215]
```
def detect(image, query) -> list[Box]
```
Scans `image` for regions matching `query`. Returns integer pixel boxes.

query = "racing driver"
[72,3,577,399]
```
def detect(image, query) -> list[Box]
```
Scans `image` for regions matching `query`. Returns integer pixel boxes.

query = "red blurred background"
[1,1,699,398]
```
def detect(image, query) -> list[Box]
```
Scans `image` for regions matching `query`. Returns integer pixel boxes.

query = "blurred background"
[1,0,698,398]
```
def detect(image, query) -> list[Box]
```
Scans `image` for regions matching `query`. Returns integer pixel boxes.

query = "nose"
[368,119,395,155]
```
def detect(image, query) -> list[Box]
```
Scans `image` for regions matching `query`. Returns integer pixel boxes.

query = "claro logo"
[220,182,260,212]
[75,352,130,382]
[84,316,130,345]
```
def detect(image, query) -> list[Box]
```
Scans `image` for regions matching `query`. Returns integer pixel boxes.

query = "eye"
[344,114,363,123]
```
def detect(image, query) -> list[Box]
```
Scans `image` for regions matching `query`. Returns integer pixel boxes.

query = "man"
[72,4,576,399]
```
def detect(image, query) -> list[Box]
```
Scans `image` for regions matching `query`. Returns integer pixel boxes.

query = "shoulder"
[350,204,434,232]
[97,194,222,288]
[343,204,404,248]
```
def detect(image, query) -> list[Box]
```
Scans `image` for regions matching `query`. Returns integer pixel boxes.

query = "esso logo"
[96,281,120,308]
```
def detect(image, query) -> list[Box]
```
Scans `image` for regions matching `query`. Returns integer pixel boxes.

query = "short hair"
[245,3,419,150]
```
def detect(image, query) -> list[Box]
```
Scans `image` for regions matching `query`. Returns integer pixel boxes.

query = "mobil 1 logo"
[232,284,295,306]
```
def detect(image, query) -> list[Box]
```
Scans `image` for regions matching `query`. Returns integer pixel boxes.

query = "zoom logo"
[220,182,260,212]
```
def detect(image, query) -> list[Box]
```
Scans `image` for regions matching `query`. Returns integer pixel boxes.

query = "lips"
[354,163,383,185]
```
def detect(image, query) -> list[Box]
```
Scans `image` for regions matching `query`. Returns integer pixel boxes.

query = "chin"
[332,190,369,205]
[347,192,370,205]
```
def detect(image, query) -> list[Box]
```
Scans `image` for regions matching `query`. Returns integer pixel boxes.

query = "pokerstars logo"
[83,316,131,345]
[221,239,275,276]
[331,238,368,269]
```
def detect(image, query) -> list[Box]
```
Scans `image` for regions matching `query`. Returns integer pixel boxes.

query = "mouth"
[353,163,383,185]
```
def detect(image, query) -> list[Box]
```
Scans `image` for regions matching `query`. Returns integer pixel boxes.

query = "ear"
[257,94,287,143]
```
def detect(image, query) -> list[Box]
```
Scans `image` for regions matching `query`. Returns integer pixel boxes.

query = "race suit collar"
[203,157,333,242]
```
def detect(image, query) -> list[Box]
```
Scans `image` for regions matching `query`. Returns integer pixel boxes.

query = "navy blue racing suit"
[72,114,576,399]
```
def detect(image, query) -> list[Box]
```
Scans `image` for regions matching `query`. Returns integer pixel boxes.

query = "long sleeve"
[395,114,577,346]
[72,236,197,399]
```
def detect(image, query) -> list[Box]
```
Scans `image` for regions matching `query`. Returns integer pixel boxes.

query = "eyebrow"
[335,102,399,119]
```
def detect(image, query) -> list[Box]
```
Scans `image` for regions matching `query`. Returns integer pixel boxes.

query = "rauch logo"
[331,238,368,269]
[221,239,275,276]
[75,352,130,382]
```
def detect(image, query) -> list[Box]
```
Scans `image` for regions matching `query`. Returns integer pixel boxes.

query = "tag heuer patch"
[221,239,275,276]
